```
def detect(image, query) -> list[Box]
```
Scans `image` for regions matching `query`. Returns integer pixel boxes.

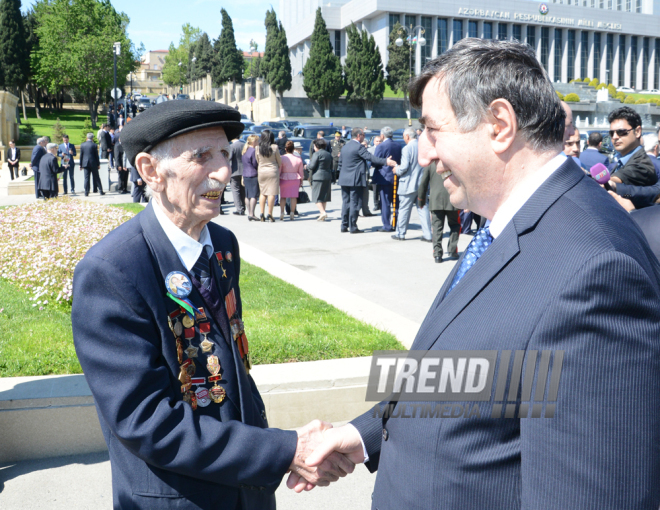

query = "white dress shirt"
[152,199,214,270]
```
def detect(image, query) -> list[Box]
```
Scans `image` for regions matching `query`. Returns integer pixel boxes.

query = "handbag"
[298,190,310,204]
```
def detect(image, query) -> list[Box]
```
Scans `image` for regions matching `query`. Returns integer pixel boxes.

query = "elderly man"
[31,136,48,199]
[642,132,660,181]
[372,127,402,232]
[391,127,428,241]
[37,142,62,199]
[72,101,353,509]
[300,39,660,509]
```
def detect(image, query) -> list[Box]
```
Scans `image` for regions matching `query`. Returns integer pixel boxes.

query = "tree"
[31,0,139,127]
[0,0,28,91]
[214,8,243,86]
[386,22,411,101]
[261,8,278,80]
[23,8,41,119]
[162,42,188,89]
[193,32,213,80]
[266,21,292,112]
[302,8,344,115]
[52,117,64,143]
[345,23,385,115]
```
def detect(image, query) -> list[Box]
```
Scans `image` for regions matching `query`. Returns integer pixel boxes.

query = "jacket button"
[382,428,389,441]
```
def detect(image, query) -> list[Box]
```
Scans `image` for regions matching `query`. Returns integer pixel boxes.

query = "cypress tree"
[261,8,278,79]
[0,0,28,90]
[211,36,223,86]
[267,21,292,112]
[194,33,213,80]
[302,8,344,116]
[386,22,411,101]
[216,8,243,85]
[345,23,385,115]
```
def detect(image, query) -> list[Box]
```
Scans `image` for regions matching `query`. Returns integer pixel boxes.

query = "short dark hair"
[285,140,295,153]
[587,132,602,147]
[63,134,69,139]
[351,127,363,138]
[314,138,327,150]
[607,106,642,130]
[409,38,565,151]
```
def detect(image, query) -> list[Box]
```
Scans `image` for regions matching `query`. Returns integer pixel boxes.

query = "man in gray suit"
[228,137,246,215]
[391,127,428,241]
[337,128,394,233]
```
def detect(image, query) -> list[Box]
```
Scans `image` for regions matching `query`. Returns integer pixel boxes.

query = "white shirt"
[487,153,566,239]
[152,199,214,270]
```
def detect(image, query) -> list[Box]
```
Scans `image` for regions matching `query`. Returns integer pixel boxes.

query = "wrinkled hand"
[608,190,635,212]
[386,156,397,167]
[286,420,355,492]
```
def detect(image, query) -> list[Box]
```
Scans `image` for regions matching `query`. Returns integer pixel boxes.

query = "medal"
[195,386,211,407]
[181,358,196,376]
[201,338,214,352]
[182,390,197,410]
[182,315,194,328]
[215,251,227,278]
[206,355,221,376]
[184,327,195,340]
[210,385,226,404]
[165,271,193,299]
[215,252,223,263]
[225,289,237,318]
[181,382,192,393]
[176,338,184,364]
[185,345,199,358]
[199,322,213,351]
[167,316,175,335]
[225,251,233,263]
[191,377,206,386]
[179,369,191,386]
[195,307,207,321]
[174,319,183,337]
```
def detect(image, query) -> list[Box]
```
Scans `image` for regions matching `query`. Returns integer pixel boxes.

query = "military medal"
[206,355,221,376]
[182,390,198,410]
[199,322,213,352]
[208,374,226,404]
[215,252,227,278]
[166,271,193,299]
[185,345,199,358]
[181,358,196,376]
[225,289,237,318]
[176,337,184,364]
[182,315,194,328]
[195,386,211,407]
[195,307,207,321]
[184,327,195,340]
[174,320,183,337]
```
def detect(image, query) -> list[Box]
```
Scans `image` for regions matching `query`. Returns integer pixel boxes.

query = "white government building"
[280,0,660,89]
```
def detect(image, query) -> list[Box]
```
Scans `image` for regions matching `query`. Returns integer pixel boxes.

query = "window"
[607,0,612,8]
[389,14,400,34]
[554,29,563,81]
[594,32,601,81]
[630,36,638,88]
[643,37,649,90]
[453,19,463,45]
[618,35,625,86]
[606,33,614,85]
[581,31,588,79]
[636,0,641,12]
[527,26,536,50]
[616,0,622,9]
[438,18,448,55]
[421,17,432,67]
[484,22,493,40]
[541,27,550,71]
[512,24,521,42]
[498,23,508,41]
[334,31,341,58]
[469,21,478,38]
[626,0,631,11]
[567,30,576,80]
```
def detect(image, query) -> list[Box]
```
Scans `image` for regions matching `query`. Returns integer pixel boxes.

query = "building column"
[635,38,643,89]
[562,28,569,82]
[575,30,582,80]
[432,16,439,58]
[649,37,656,91]
[587,31,594,79]
[613,35,620,87]
[448,17,455,47]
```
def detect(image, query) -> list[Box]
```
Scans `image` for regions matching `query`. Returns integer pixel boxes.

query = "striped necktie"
[446,227,493,296]
[192,249,212,290]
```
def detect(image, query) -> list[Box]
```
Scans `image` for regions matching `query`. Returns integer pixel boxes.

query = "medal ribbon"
[166,292,201,318]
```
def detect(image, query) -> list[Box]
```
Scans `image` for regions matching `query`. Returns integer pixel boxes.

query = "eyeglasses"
[609,128,634,138]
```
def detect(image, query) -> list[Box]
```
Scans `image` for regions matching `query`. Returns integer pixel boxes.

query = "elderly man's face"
[156,127,231,230]
[418,77,494,212]
[564,131,581,157]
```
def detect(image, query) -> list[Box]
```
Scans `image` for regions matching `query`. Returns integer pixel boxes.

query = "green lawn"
[19,107,94,151]
[623,93,660,102]
[110,203,146,215]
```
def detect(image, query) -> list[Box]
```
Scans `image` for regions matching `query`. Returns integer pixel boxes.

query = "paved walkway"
[0,179,473,508]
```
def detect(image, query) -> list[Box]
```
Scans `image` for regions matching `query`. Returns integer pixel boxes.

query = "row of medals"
[168,308,225,411]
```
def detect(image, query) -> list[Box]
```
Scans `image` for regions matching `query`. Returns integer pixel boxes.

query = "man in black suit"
[579,131,609,171]
[80,132,104,196]
[31,137,48,198]
[276,131,288,155]
[37,143,62,199]
[58,134,77,194]
[129,164,147,203]
[608,107,658,186]
[114,133,129,194]
[99,124,114,168]
[7,140,20,180]
[337,128,395,233]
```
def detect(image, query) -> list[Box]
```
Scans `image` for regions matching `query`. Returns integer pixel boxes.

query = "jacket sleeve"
[615,182,660,209]
[71,254,298,491]
[418,165,431,205]
[395,144,411,177]
[308,152,319,176]
[360,144,387,167]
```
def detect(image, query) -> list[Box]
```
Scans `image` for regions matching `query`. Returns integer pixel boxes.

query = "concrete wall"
[0,91,19,163]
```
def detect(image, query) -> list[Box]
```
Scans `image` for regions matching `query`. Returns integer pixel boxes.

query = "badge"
[181,359,196,376]
[191,377,206,386]
[225,289,237,318]
[183,390,198,410]
[195,307,207,321]
[195,386,211,407]
[210,385,226,404]
[182,315,195,329]
[180,382,192,393]
[201,338,214,353]
[208,374,222,383]
[184,327,195,340]
[165,271,193,298]
[167,316,175,335]
[178,369,191,386]
[176,338,184,364]
[225,251,233,263]
[173,318,183,337]
[185,345,199,358]
[206,355,221,376]
[215,252,223,263]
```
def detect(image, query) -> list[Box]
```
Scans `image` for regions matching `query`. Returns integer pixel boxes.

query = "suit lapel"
[413,159,586,352]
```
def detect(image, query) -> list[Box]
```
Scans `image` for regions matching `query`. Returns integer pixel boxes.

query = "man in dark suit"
[114,132,129,194]
[99,124,114,168]
[79,132,104,196]
[632,205,660,260]
[72,100,352,509]
[37,143,62,199]
[58,134,77,194]
[607,106,658,186]
[337,128,394,233]
[129,163,147,203]
[300,39,660,509]
[372,127,402,232]
[276,130,288,155]
[31,137,48,198]
[579,131,610,171]
[7,140,20,180]
[228,137,246,215]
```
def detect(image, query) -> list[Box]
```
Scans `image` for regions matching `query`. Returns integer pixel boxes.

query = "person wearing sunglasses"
[607,107,658,187]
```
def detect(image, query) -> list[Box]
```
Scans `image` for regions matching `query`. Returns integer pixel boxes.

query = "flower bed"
[0,198,134,308]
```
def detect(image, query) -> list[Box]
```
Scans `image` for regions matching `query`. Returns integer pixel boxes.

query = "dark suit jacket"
[31,144,46,170]
[418,162,455,211]
[609,147,658,186]
[37,153,61,191]
[337,140,387,187]
[631,205,660,261]
[72,203,297,509]
[615,182,660,209]
[79,141,100,170]
[352,158,660,509]
[7,146,20,167]
[229,139,245,176]
[307,149,333,182]
[58,142,76,171]
[99,130,113,157]
[578,147,609,170]
[372,138,402,185]
[276,136,288,155]
[647,154,660,181]
[114,142,125,169]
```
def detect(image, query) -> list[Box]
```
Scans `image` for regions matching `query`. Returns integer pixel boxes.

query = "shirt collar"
[615,145,642,165]
[487,153,567,239]
[152,199,213,271]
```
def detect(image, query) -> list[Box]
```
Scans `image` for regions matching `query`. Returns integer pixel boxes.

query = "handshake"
[287,420,366,493]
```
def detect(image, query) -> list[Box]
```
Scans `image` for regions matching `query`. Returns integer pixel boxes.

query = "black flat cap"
[121,100,244,166]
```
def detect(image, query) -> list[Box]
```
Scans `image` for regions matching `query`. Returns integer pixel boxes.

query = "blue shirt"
[614,145,643,166]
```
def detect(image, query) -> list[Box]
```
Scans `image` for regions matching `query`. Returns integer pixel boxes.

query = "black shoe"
[294,210,299,216]
[391,235,405,241]
[219,208,225,215]
[240,211,246,215]
[233,211,241,215]
[84,193,89,197]
[260,214,265,222]
[248,215,257,221]
[435,256,443,263]
[63,192,68,195]
[421,237,432,243]
[350,229,363,234]
[100,192,105,195]
[267,214,275,222]
[341,228,349,233]
[363,212,374,217]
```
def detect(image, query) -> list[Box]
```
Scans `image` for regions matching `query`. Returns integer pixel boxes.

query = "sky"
[24,0,276,54]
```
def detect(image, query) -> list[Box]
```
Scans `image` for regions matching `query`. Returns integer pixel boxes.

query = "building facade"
[126,50,168,95]
[281,0,660,89]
